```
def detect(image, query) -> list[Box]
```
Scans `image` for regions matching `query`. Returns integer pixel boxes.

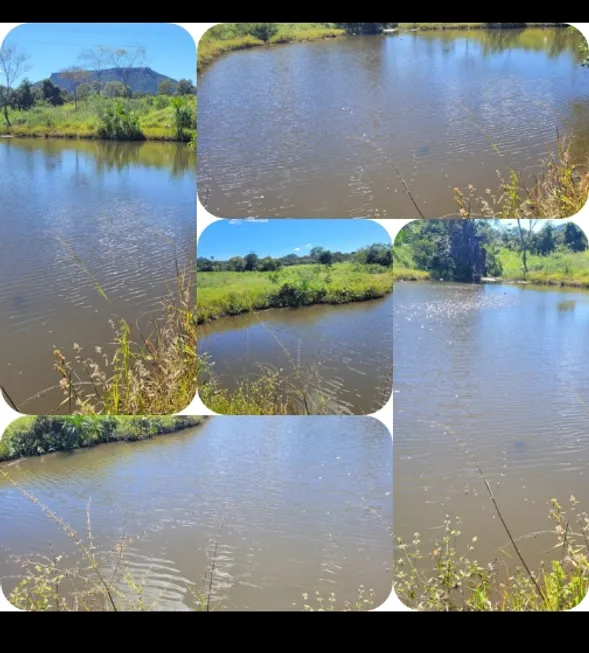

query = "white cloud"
[304,243,313,249]
[294,247,300,252]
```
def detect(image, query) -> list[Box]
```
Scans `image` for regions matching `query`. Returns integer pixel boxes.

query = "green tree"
[41,79,65,106]
[538,223,556,255]
[60,67,90,109]
[197,257,215,272]
[564,222,588,252]
[249,23,279,43]
[103,81,126,98]
[244,252,259,271]
[158,79,173,95]
[319,250,333,267]
[228,256,246,271]
[13,78,35,110]
[176,79,195,95]
[310,246,324,261]
[0,44,30,126]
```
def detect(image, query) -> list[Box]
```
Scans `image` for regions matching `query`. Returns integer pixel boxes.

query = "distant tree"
[516,218,539,278]
[60,67,90,109]
[197,257,215,272]
[108,46,147,96]
[363,243,393,267]
[0,44,30,126]
[244,252,259,271]
[176,79,195,95]
[564,222,588,252]
[13,78,35,110]
[228,256,246,272]
[310,246,324,261]
[537,223,556,255]
[76,82,93,100]
[318,250,333,267]
[41,79,65,106]
[338,23,389,35]
[78,46,110,94]
[158,79,173,96]
[103,81,127,98]
[249,23,279,43]
[260,256,281,271]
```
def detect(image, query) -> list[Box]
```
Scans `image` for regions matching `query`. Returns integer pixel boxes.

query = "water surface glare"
[393,281,589,579]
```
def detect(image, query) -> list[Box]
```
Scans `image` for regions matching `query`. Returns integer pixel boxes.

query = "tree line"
[197,243,393,272]
[394,220,588,282]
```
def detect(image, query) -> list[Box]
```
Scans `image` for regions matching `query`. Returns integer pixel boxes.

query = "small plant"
[248,23,279,44]
[97,100,143,141]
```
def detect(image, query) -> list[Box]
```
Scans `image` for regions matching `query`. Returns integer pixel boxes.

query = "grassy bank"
[0,415,204,462]
[4,95,196,142]
[497,248,589,287]
[394,244,589,288]
[393,267,430,281]
[196,263,393,323]
[198,23,345,69]
[397,22,565,31]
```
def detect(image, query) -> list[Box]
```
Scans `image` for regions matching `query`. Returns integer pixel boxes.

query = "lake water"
[198,28,589,218]
[0,416,392,611]
[198,295,393,414]
[393,281,589,579]
[0,138,196,413]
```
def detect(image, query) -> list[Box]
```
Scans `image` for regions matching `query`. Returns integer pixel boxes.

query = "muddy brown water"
[197,295,393,414]
[0,138,196,413]
[393,281,589,590]
[198,28,589,218]
[0,417,392,611]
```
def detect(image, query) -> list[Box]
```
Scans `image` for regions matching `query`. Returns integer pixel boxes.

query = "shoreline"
[393,273,589,289]
[397,22,566,32]
[197,286,393,325]
[198,23,568,70]
[0,417,207,464]
[1,131,190,143]
[198,29,345,70]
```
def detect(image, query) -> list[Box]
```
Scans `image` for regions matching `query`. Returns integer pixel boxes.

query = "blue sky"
[198,219,392,260]
[3,23,196,83]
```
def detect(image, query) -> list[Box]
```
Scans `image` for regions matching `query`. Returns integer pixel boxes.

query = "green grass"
[393,267,430,281]
[196,262,393,323]
[198,23,345,69]
[393,245,589,288]
[0,416,204,461]
[4,95,196,142]
[497,247,589,287]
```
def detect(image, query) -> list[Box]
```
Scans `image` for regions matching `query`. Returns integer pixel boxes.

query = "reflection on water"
[198,27,589,218]
[198,296,393,414]
[0,417,392,611]
[0,138,196,413]
[394,281,589,575]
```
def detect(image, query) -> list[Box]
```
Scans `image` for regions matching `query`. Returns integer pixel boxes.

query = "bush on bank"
[0,416,204,461]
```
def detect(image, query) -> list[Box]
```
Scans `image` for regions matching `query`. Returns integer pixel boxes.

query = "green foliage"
[244,252,259,271]
[196,262,393,323]
[248,23,279,43]
[394,497,588,611]
[198,23,345,68]
[169,96,194,141]
[41,79,65,106]
[97,99,143,140]
[103,81,126,98]
[0,416,204,461]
